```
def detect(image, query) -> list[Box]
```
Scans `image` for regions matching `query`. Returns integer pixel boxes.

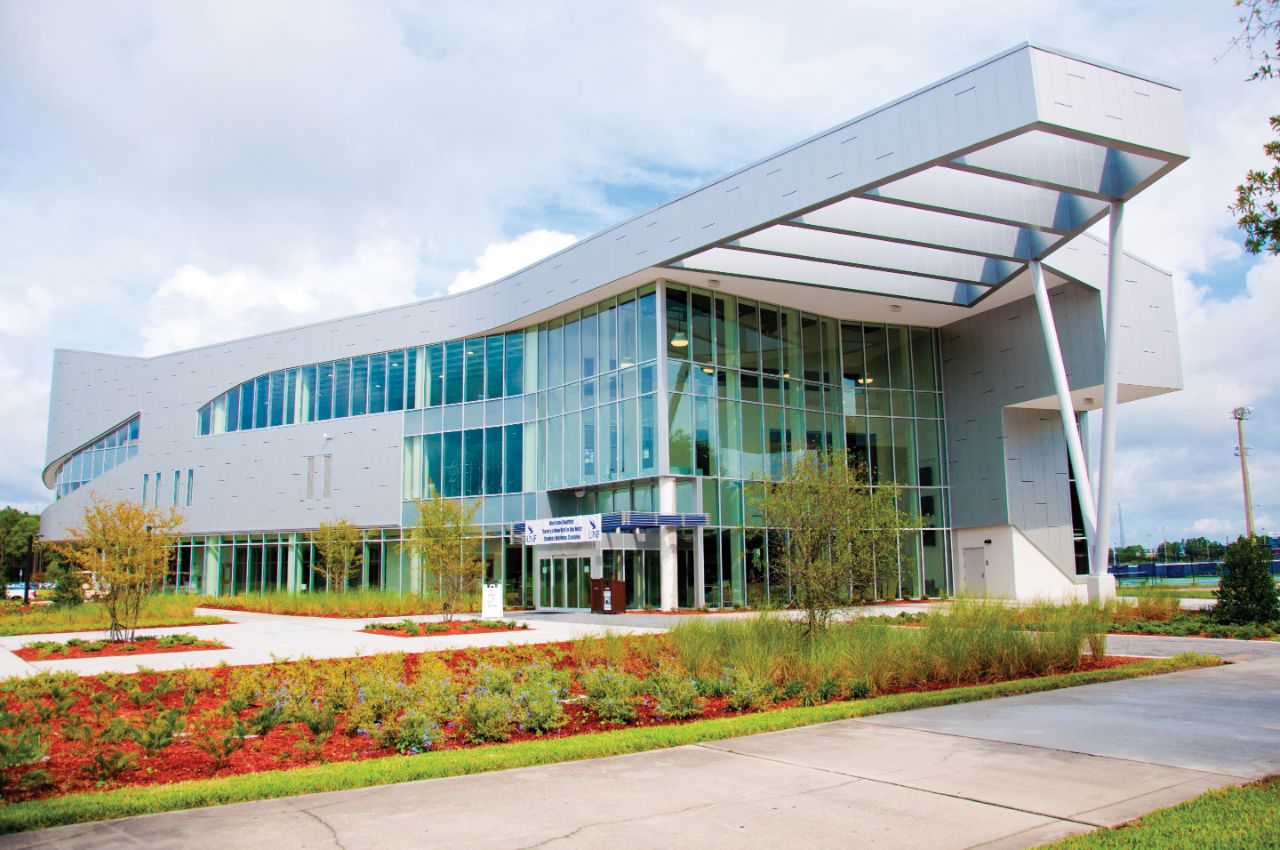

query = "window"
[186,469,194,507]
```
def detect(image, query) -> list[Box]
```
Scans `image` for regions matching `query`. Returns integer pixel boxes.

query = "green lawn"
[1117,586,1221,600]
[0,653,1216,835]
[1037,775,1280,849]
[196,589,478,618]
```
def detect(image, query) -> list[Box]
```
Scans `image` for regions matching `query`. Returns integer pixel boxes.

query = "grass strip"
[0,652,1218,835]
[1036,774,1280,849]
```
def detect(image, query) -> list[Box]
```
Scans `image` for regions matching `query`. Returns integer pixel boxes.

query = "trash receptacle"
[590,578,626,614]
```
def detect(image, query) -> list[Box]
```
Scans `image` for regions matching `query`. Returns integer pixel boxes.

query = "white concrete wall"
[954,525,1087,602]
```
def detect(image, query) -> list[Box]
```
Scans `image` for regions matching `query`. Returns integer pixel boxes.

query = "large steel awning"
[667,121,1182,308]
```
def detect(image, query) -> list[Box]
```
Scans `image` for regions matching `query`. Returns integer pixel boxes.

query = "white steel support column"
[658,477,679,611]
[1090,202,1124,601]
[1029,259,1099,570]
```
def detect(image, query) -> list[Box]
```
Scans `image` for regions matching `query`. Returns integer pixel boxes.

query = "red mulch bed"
[14,638,228,662]
[0,643,1146,804]
[363,622,528,638]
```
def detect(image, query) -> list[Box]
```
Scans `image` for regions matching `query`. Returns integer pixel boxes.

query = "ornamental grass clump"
[581,666,640,725]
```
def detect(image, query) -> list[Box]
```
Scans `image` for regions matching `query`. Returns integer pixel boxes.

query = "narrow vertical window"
[142,473,149,504]
[172,470,180,506]
[186,469,194,507]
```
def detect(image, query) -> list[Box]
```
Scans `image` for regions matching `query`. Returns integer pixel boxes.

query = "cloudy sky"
[0,1,1275,548]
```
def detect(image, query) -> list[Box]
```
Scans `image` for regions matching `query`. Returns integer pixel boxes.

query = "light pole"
[1231,406,1255,537]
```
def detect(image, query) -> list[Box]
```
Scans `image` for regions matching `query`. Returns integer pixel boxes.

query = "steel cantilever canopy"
[661,47,1186,308]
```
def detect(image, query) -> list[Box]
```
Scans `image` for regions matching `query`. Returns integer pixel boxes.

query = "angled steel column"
[1091,202,1124,601]
[1029,259,1098,560]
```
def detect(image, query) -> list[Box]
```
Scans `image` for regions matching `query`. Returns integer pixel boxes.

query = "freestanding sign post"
[481,582,503,620]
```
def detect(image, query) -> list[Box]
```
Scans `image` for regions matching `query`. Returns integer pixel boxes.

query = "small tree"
[52,498,183,641]
[312,518,362,592]
[406,488,483,622]
[1214,535,1280,624]
[754,451,912,635]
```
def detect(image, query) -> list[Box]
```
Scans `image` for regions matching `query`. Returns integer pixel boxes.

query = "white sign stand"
[481,582,503,620]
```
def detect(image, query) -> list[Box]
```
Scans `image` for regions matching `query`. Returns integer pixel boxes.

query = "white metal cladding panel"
[41,412,404,539]
[1028,48,1188,156]
[941,279,1104,535]
[1045,236,1182,392]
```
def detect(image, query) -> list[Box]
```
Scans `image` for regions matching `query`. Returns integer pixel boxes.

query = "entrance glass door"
[538,556,591,609]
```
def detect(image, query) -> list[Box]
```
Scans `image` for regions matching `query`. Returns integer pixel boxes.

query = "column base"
[1085,573,1116,603]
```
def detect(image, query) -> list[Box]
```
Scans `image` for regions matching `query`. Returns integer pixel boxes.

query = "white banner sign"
[523,514,603,545]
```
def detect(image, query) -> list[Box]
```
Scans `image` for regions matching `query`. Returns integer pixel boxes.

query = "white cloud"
[449,229,577,294]
[139,235,421,356]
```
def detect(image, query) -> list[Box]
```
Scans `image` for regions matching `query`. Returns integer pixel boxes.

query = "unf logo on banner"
[522,514,603,545]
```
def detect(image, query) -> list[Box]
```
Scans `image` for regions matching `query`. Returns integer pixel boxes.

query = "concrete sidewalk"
[9,654,1277,849]
[0,609,661,677]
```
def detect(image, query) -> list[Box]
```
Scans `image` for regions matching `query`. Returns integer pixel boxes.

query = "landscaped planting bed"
[0,605,1124,804]
[15,634,227,662]
[0,598,228,637]
[362,619,528,638]
[196,589,479,619]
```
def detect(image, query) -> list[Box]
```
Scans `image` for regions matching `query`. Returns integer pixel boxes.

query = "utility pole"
[1231,406,1255,537]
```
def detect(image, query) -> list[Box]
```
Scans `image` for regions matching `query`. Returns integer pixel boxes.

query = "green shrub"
[514,663,568,734]
[847,679,871,700]
[155,633,199,648]
[645,669,701,719]
[723,668,775,712]
[462,690,519,743]
[190,712,248,771]
[1215,536,1280,625]
[581,666,640,725]
[129,710,183,756]
[0,728,48,792]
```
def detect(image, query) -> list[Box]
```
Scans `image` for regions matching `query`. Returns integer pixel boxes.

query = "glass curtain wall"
[665,282,950,601]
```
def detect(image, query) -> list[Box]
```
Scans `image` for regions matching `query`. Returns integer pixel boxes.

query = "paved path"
[0,609,659,677]
[9,653,1277,849]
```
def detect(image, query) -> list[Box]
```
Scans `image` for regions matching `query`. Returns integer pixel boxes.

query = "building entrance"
[536,556,591,609]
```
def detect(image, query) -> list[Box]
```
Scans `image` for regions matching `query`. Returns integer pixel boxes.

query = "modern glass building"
[40,44,1188,606]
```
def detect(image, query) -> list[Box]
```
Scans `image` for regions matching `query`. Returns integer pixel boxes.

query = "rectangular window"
[316,362,334,421]
[563,317,581,385]
[619,295,638,368]
[141,473,148,504]
[173,470,180,507]
[581,407,596,482]
[463,428,483,496]
[254,375,269,428]
[638,288,657,363]
[350,357,368,416]
[484,426,504,494]
[504,423,523,493]
[463,338,484,402]
[387,349,405,412]
[300,365,317,423]
[406,347,419,409]
[428,344,445,406]
[666,286,689,361]
[738,300,760,372]
[226,389,240,432]
[911,328,939,391]
[426,432,443,496]
[269,371,285,426]
[442,430,462,497]
[333,360,350,419]
[198,405,211,436]
[186,469,194,507]
[484,336,504,400]
[640,393,656,474]
[579,307,598,379]
[368,353,387,414]
[285,370,298,425]
[239,382,255,430]
[154,471,162,506]
[444,341,463,405]
[599,299,618,373]
[504,333,523,396]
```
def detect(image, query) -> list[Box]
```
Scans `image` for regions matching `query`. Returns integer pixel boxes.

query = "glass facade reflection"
[185,280,949,603]
[53,415,140,499]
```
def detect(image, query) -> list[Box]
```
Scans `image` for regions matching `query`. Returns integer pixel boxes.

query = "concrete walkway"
[7,653,1278,849]
[0,609,661,677]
